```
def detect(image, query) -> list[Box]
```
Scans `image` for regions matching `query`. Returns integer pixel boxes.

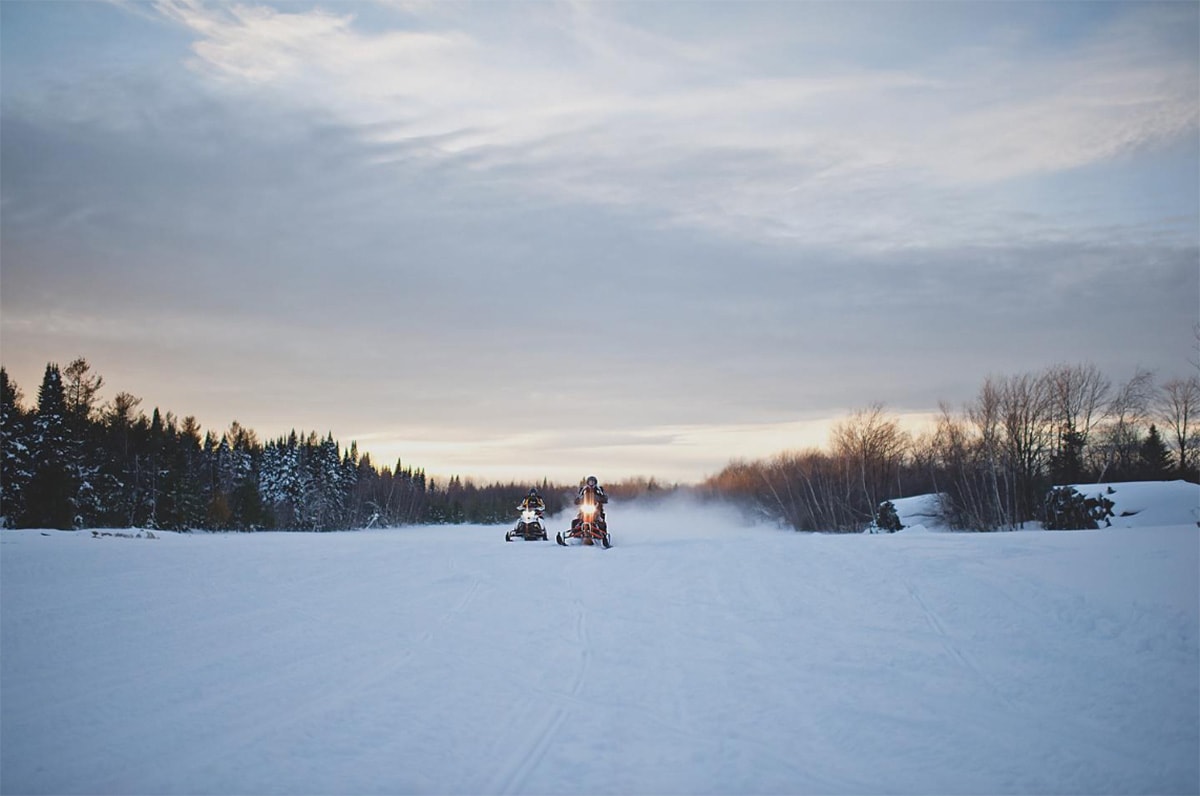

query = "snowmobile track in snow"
[485,599,591,795]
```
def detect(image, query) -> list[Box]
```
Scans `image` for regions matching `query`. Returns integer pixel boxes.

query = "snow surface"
[1070,480,1200,529]
[2,489,1198,795]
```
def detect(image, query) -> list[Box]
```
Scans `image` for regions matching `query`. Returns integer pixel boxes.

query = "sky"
[2,1,1197,485]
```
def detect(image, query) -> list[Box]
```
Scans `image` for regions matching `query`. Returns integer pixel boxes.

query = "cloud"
[139,1,1197,251]
[16,3,1195,250]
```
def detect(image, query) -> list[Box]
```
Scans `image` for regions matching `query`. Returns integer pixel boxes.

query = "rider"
[513,487,546,536]
[572,475,608,531]
[518,487,546,515]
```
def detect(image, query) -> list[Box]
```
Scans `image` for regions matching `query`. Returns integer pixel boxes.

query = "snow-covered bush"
[874,500,904,533]
[1042,486,1114,530]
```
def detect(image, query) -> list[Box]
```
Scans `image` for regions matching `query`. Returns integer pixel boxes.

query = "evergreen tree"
[312,433,344,529]
[273,430,304,528]
[59,358,106,526]
[24,364,77,528]
[1049,428,1087,485]
[135,408,167,528]
[127,410,156,526]
[258,437,287,527]
[97,391,143,526]
[223,422,263,529]
[203,431,232,528]
[62,358,104,426]
[167,416,207,529]
[875,500,903,533]
[1138,425,1174,480]
[1,368,34,526]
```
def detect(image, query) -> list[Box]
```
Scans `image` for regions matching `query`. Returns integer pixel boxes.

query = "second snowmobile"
[506,506,548,542]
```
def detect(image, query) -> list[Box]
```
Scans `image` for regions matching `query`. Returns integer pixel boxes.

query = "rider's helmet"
[528,487,540,498]
[586,475,598,488]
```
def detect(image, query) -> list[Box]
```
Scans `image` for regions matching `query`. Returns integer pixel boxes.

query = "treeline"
[702,363,1199,532]
[5,357,1195,534]
[0,359,571,531]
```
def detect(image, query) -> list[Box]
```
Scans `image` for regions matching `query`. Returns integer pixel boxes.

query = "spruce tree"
[1,368,33,526]
[97,391,143,527]
[25,364,76,528]
[1138,425,1174,480]
[169,415,207,530]
[1049,428,1086,485]
[875,500,904,533]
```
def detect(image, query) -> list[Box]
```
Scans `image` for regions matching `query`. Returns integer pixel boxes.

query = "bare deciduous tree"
[924,403,994,531]
[1046,362,1110,445]
[969,377,1008,528]
[999,371,1054,526]
[1159,376,1200,479]
[1096,368,1155,480]
[1044,363,1109,482]
[831,403,909,526]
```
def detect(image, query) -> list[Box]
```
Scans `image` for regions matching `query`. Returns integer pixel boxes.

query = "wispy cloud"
[145,1,1197,249]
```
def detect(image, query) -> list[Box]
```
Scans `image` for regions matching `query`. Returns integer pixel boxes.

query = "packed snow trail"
[2,500,1197,795]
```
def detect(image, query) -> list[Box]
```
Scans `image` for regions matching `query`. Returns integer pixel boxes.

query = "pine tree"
[222,422,263,529]
[1049,428,1086,485]
[167,415,207,530]
[1,368,34,526]
[58,358,106,526]
[62,358,104,426]
[205,431,234,529]
[1138,425,1174,480]
[96,391,142,526]
[258,438,287,527]
[25,364,76,528]
[272,430,303,528]
[313,432,344,529]
[875,500,903,533]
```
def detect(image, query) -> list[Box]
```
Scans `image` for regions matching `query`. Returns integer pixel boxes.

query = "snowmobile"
[556,490,611,548]
[506,506,548,542]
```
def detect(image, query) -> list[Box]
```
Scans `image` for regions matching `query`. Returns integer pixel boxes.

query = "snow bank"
[888,492,950,533]
[887,480,1199,532]
[1069,479,1200,528]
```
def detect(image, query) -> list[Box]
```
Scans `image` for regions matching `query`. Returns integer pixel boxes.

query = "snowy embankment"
[890,479,1200,532]
[2,488,1198,796]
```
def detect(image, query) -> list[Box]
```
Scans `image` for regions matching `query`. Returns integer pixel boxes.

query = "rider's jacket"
[575,485,608,506]
[518,495,546,513]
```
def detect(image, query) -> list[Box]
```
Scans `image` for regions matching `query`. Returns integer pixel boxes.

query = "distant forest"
[1,358,1197,533]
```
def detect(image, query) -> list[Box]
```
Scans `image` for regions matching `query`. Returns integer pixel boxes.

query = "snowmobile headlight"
[581,503,596,516]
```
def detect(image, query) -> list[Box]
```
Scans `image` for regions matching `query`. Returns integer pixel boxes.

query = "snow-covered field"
[2,486,1198,795]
